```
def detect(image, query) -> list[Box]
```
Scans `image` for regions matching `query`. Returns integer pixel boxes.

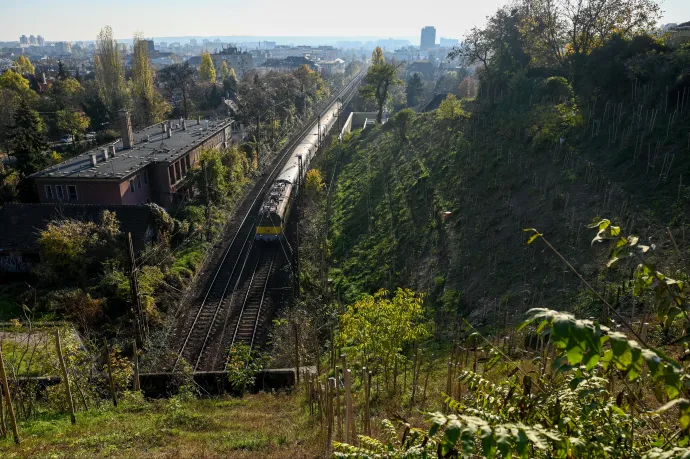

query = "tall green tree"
[220,60,230,81]
[371,46,385,65]
[8,99,48,176]
[199,52,216,83]
[131,33,156,126]
[360,50,403,123]
[158,63,196,118]
[405,73,423,107]
[95,26,128,114]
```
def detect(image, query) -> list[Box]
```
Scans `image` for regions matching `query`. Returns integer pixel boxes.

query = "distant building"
[146,40,155,53]
[440,37,458,47]
[29,35,37,46]
[421,26,436,49]
[54,42,72,54]
[30,111,238,210]
[37,35,45,46]
[188,45,254,77]
[668,23,690,45]
[320,58,346,76]
[19,35,28,45]
[190,38,197,46]
[405,61,438,80]
[260,56,320,74]
[261,41,276,50]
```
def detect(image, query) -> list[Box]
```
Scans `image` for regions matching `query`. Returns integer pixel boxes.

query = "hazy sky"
[0,0,688,43]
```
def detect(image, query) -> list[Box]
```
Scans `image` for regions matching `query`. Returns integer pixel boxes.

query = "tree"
[360,57,403,124]
[372,46,385,65]
[38,211,121,285]
[304,169,325,200]
[220,60,230,81]
[49,77,82,111]
[338,288,429,385]
[393,108,416,143]
[131,34,155,126]
[16,55,34,75]
[158,63,196,118]
[7,99,48,177]
[406,74,424,107]
[57,109,90,149]
[199,52,216,83]
[95,26,128,114]
[0,70,37,152]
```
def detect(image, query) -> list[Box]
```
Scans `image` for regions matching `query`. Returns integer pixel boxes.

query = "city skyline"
[5,0,685,44]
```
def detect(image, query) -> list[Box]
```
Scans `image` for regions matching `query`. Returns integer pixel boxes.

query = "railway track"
[171,67,367,372]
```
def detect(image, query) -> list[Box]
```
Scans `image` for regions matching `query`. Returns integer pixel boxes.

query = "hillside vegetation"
[326,39,690,341]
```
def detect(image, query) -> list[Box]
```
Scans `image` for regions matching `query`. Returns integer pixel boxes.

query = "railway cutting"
[168,69,366,372]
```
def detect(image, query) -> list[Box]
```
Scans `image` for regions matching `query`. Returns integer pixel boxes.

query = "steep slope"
[326,92,690,337]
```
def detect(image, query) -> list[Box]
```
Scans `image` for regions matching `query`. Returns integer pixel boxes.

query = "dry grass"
[0,392,326,459]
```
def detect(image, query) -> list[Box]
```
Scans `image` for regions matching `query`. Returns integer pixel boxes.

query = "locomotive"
[255,100,341,241]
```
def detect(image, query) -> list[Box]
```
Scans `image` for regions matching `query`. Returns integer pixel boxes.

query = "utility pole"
[127,233,145,344]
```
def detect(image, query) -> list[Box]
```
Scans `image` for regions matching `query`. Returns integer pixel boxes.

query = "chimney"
[166,128,171,139]
[90,154,97,167]
[197,116,201,125]
[42,72,47,85]
[162,122,166,133]
[109,145,116,157]
[205,120,209,129]
[118,110,134,149]
[182,120,186,131]
[103,148,109,161]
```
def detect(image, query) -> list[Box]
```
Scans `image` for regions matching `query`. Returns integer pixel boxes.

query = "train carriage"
[255,101,342,241]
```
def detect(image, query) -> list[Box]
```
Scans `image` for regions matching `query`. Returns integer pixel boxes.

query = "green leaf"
[428,412,446,437]
[480,425,495,458]
[442,419,461,456]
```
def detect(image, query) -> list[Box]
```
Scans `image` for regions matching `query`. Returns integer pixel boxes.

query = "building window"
[185,155,191,169]
[169,165,175,185]
[143,171,148,185]
[136,174,141,189]
[67,185,78,201]
[175,161,182,181]
[55,185,64,201]
[44,185,53,199]
[130,179,135,193]
[181,159,187,176]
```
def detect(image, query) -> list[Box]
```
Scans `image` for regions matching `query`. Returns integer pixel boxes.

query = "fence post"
[327,377,335,453]
[0,343,20,444]
[345,368,355,444]
[335,365,342,441]
[133,340,141,392]
[55,330,76,424]
[104,339,118,407]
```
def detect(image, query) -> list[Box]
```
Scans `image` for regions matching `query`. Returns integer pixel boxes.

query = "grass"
[0,392,324,458]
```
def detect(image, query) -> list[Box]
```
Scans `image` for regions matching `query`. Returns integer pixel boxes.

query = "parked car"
[60,135,74,143]
[85,132,96,140]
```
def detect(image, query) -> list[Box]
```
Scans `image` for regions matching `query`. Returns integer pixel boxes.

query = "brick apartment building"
[31,111,237,209]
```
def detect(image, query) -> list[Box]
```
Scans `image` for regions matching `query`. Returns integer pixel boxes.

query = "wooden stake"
[345,369,356,444]
[104,339,117,407]
[335,365,342,441]
[55,330,76,424]
[133,340,140,392]
[327,378,335,454]
[0,343,20,444]
[365,371,372,435]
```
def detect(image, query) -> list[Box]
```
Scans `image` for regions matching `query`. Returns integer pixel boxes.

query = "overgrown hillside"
[326,40,690,339]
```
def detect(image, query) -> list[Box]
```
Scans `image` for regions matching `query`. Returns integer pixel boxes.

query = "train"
[255,99,342,241]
